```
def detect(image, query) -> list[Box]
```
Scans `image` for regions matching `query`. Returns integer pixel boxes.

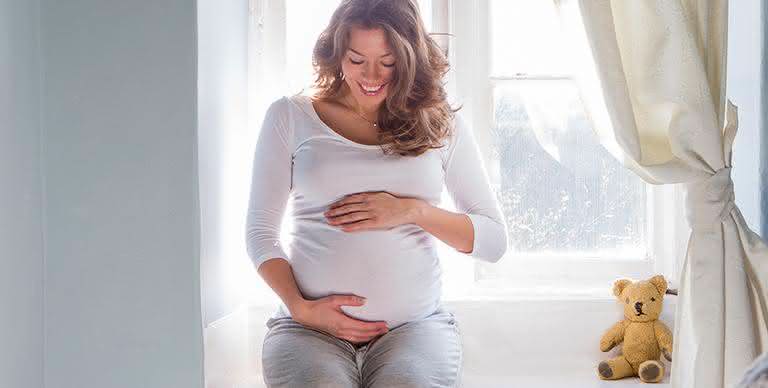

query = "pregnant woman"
[246,0,508,386]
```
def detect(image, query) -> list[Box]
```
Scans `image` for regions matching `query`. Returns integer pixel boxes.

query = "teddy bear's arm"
[654,320,673,361]
[599,320,627,352]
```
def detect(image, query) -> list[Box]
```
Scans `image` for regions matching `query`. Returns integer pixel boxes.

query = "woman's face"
[341,26,396,108]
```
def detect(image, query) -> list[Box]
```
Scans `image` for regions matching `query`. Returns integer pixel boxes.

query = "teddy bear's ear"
[649,275,667,296]
[613,279,632,298]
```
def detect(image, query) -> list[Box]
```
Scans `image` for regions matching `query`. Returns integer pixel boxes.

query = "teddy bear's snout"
[634,301,645,315]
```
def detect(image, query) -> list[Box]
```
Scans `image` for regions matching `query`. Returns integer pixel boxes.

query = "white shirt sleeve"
[245,97,293,271]
[442,113,509,262]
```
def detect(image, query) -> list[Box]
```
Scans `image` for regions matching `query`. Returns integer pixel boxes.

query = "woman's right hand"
[290,295,389,344]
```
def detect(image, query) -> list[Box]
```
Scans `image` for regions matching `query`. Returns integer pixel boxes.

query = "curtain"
[554,1,768,387]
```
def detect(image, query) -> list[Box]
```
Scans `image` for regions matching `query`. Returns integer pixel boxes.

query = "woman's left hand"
[324,191,423,232]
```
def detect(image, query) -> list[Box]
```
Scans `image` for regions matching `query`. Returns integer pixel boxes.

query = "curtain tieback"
[684,166,736,229]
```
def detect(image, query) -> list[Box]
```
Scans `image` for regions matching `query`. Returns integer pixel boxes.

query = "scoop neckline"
[300,94,385,150]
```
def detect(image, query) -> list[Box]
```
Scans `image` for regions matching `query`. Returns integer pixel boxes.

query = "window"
[439,0,685,299]
[247,0,685,306]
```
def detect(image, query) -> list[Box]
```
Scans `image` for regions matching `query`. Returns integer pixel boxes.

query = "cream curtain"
[555,1,768,387]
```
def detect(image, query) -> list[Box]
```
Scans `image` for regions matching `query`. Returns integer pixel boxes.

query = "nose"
[364,62,381,79]
[635,301,643,311]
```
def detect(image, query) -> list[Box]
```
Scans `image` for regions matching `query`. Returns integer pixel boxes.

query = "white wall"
[728,0,765,238]
[40,1,204,387]
[0,0,44,387]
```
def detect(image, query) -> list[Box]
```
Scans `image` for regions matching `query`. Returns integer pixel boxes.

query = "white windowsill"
[205,296,675,387]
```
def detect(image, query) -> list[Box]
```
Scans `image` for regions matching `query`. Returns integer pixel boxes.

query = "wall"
[0,0,44,387]
[728,0,766,238]
[40,1,204,387]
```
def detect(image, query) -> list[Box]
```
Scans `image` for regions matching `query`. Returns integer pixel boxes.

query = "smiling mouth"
[357,81,387,95]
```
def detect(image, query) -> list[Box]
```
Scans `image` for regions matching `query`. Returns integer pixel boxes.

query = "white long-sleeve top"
[246,93,508,329]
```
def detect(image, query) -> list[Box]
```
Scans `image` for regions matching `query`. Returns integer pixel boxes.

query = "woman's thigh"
[360,308,463,388]
[261,317,360,388]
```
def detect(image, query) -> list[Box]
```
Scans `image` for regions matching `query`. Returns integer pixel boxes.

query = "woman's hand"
[291,295,389,344]
[324,191,425,232]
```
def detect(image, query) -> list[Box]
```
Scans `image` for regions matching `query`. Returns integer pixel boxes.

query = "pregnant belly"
[287,222,443,329]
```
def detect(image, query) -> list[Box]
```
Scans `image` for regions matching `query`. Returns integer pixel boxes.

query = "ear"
[613,279,632,298]
[648,275,668,296]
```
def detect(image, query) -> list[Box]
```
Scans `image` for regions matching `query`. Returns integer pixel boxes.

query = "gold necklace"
[343,94,379,127]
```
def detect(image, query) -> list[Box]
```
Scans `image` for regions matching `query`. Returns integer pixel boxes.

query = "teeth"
[360,82,384,92]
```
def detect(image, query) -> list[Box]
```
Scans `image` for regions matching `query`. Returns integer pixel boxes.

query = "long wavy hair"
[310,0,460,157]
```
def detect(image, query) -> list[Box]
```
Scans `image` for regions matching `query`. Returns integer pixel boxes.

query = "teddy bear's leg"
[597,356,634,380]
[638,360,664,383]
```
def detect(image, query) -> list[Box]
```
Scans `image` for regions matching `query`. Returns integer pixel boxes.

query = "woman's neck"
[340,88,380,119]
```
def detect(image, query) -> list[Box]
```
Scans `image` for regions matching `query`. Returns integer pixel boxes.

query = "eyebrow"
[349,48,392,58]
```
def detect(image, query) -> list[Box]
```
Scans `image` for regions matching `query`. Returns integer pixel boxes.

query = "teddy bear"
[597,274,673,383]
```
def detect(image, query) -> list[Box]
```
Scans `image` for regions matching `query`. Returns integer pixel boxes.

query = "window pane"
[489,0,569,76]
[487,80,647,259]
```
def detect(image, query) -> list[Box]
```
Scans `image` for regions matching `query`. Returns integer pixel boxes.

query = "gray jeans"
[261,306,463,387]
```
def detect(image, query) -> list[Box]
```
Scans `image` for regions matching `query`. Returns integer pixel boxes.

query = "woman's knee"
[261,323,359,387]
[262,355,360,388]
[264,365,358,388]
[364,358,460,388]
[375,367,433,388]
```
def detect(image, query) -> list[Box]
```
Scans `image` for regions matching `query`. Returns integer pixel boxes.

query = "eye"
[382,62,395,68]
[651,297,656,302]
[350,59,364,65]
